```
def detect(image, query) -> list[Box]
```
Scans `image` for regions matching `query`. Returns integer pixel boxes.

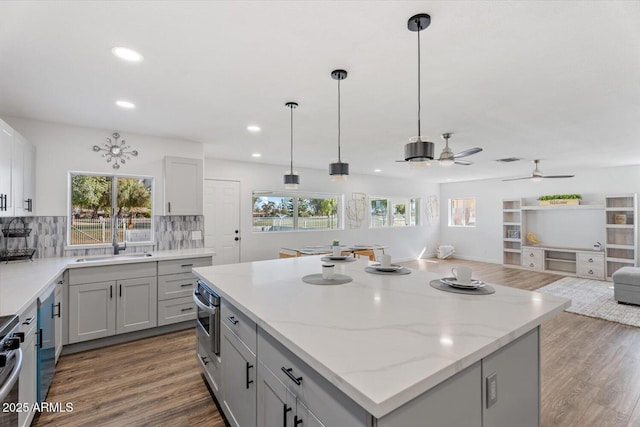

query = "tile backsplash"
[0,215,204,259]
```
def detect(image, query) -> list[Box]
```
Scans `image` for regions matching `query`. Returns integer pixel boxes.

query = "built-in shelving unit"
[502,199,522,266]
[605,194,637,278]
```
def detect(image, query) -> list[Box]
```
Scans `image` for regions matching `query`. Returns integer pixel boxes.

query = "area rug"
[536,277,640,328]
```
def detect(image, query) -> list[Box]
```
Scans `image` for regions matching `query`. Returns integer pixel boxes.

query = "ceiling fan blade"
[502,176,532,182]
[543,175,575,179]
[453,147,483,158]
[454,160,473,166]
[395,160,408,162]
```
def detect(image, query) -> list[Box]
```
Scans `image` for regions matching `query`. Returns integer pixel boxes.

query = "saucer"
[371,264,402,272]
[328,256,348,261]
[440,277,485,289]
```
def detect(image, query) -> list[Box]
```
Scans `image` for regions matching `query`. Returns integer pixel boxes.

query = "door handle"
[283,404,292,427]
[281,367,303,385]
[227,316,239,325]
[294,415,303,426]
[110,285,113,299]
[235,237,239,241]
[168,202,171,213]
[235,230,239,234]
[246,362,254,389]
[119,284,122,297]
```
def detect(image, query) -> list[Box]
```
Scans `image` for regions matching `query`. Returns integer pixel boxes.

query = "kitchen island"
[193,256,570,427]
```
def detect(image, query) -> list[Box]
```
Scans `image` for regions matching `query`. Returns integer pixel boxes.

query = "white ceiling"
[1,1,639,182]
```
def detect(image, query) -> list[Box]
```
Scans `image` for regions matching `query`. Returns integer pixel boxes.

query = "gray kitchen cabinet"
[482,328,539,427]
[163,156,203,215]
[257,363,326,427]
[18,301,37,427]
[54,277,63,362]
[157,256,212,326]
[68,262,158,343]
[68,280,116,343]
[221,305,257,427]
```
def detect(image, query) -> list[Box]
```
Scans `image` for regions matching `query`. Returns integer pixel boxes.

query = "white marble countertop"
[193,256,570,419]
[0,248,215,316]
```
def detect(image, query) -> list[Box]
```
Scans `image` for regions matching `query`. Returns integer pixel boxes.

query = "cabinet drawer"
[221,300,257,354]
[158,296,197,326]
[157,256,212,275]
[258,329,368,427]
[158,272,197,300]
[577,263,605,279]
[69,262,156,285]
[522,248,543,270]
[576,253,604,266]
[19,300,38,337]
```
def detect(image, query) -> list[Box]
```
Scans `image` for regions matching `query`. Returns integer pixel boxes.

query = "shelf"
[545,258,576,264]
[503,238,521,242]
[503,222,521,226]
[502,209,520,213]
[605,224,635,229]
[606,244,635,249]
[503,249,521,253]
[521,205,604,211]
[605,257,635,264]
[606,207,634,212]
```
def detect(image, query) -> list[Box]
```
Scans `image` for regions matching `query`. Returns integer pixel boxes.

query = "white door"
[204,179,240,265]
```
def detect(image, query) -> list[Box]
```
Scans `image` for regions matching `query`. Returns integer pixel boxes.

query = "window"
[370,197,420,227]
[252,191,341,232]
[69,173,154,245]
[449,198,476,227]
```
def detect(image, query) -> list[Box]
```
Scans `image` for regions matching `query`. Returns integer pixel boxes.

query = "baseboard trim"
[62,321,195,355]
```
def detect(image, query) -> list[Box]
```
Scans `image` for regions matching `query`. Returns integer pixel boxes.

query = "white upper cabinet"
[163,156,203,215]
[0,118,36,217]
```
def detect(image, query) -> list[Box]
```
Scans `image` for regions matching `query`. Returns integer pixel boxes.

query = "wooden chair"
[279,251,297,258]
[353,249,376,261]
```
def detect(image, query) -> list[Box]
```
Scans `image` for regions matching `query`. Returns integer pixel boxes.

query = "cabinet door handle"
[283,404,292,427]
[180,283,193,288]
[529,253,534,257]
[200,355,209,365]
[281,367,303,385]
[22,317,34,325]
[246,362,254,389]
[38,328,43,349]
[294,415,303,426]
[181,307,194,312]
[181,264,194,268]
[588,258,594,263]
[55,302,61,318]
[110,285,113,299]
[589,269,594,274]
[168,202,171,213]
[119,284,122,297]
[529,263,534,268]
[227,316,239,325]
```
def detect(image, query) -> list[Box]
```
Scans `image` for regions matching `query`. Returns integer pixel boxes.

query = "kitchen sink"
[75,253,153,263]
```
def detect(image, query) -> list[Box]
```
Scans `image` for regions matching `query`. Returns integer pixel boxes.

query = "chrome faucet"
[112,212,126,255]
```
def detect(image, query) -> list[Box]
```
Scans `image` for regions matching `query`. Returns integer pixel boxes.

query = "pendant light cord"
[337,77,342,162]
[290,104,294,174]
[417,24,422,138]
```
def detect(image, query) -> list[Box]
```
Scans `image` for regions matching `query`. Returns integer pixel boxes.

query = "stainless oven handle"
[192,289,217,315]
[0,348,22,402]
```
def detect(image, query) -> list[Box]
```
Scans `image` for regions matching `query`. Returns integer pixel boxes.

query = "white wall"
[440,165,640,263]
[4,117,204,216]
[205,158,440,262]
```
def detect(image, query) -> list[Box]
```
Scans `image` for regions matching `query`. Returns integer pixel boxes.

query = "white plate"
[328,256,348,261]
[371,264,402,272]
[440,277,485,289]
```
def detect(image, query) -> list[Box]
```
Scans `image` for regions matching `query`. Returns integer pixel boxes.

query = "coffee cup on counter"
[332,246,341,257]
[451,265,472,284]
[380,254,392,268]
[322,263,335,280]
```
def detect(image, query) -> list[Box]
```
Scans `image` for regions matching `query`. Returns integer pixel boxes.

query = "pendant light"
[329,69,349,181]
[403,13,434,166]
[283,102,300,189]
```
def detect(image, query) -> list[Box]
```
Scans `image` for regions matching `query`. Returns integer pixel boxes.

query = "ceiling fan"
[396,133,482,166]
[502,159,575,182]
[438,133,482,166]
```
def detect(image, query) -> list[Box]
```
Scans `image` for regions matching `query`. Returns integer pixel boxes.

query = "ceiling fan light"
[439,158,455,167]
[408,160,430,169]
[531,176,543,182]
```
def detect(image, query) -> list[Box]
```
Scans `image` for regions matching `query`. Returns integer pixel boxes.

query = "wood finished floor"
[34,258,640,427]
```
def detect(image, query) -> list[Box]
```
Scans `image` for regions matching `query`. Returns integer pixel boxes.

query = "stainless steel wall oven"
[193,280,222,397]
[1,315,22,427]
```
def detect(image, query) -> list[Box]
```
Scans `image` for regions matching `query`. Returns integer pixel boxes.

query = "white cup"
[332,246,341,257]
[322,263,335,279]
[380,254,392,268]
[451,266,472,284]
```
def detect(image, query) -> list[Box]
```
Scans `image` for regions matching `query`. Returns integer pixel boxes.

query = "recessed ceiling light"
[252,153,261,158]
[374,169,381,173]
[247,125,261,133]
[112,47,144,62]
[115,100,136,109]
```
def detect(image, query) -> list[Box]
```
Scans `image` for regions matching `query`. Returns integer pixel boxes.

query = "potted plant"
[537,194,582,206]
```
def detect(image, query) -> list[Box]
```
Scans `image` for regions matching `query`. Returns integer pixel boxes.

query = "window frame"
[252,190,343,233]
[67,171,155,248]
[369,196,420,228]
[448,197,476,227]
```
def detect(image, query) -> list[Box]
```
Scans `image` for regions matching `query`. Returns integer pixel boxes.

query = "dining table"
[280,244,385,259]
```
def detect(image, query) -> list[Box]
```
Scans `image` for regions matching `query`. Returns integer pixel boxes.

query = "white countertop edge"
[192,267,570,419]
[0,248,215,316]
